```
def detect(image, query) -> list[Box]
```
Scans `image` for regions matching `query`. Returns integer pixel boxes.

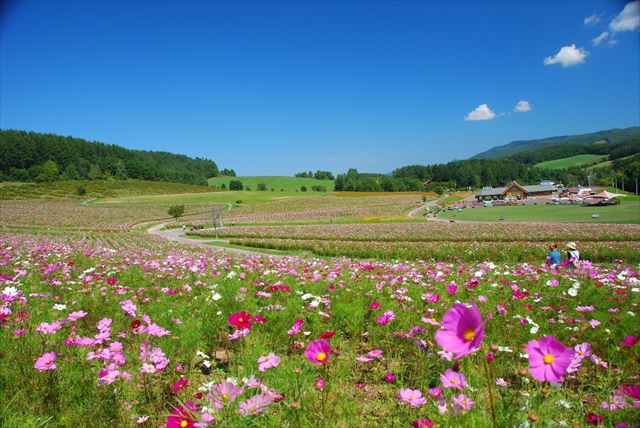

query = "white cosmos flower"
[2,286,19,297]
[53,304,67,311]
[568,288,578,297]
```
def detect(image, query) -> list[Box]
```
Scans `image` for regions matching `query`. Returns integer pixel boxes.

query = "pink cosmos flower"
[36,321,62,335]
[314,377,325,391]
[287,319,304,335]
[574,342,592,359]
[257,352,280,372]
[34,352,57,371]
[453,394,475,412]
[367,349,383,359]
[525,336,574,382]
[65,311,87,322]
[399,388,427,407]
[440,369,467,390]
[238,393,272,415]
[305,339,331,365]
[369,300,380,309]
[208,381,242,409]
[434,302,485,359]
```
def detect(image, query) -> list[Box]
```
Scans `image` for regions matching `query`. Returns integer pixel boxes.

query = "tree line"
[0,130,222,185]
[294,170,335,180]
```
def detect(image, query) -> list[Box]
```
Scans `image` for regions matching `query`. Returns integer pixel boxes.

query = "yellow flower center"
[450,378,456,384]
[45,359,50,364]
[543,354,554,364]
[408,396,414,401]
[222,393,229,399]
[317,352,327,362]
[463,329,476,341]
[238,317,244,323]
[180,420,189,428]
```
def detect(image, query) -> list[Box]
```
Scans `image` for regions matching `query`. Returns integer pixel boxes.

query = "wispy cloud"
[543,44,589,67]
[609,0,639,32]
[514,100,532,112]
[584,13,602,26]
[592,31,609,46]
[464,104,496,121]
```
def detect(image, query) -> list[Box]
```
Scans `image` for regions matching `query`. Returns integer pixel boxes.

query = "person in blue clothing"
[547,243,561,266]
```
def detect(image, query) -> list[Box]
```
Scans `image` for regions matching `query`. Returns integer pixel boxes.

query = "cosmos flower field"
[1,231,638,427]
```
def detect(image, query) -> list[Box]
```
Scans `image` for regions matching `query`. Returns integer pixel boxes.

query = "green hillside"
[535,154,607,169]
[0,130,220,185]
[208,176,334,192]
[473,127,639,159]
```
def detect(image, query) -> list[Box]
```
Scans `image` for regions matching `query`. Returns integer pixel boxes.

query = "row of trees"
[510,139,639,165]
[0,130,220,185]
[294,170,335,180]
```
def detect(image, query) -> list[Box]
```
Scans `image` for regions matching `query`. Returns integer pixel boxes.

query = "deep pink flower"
[383,372,396,383]
[228,311,253,329]
[620,335,639,347]
[525,336,574,382]
[166,403,197,428]
[34,352,57,371]
[305,339,331,365]
[369,300,380,309]
[320,330,336,339]
[399,388,427,407]
[434,302,485,359]
[172,378,189,393]
[621,384,640,400]
[586,412,604,425]
[412,418,434,428]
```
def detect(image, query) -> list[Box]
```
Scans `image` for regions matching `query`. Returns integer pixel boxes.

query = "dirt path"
[407,195,449,218]
[147,222,286,257]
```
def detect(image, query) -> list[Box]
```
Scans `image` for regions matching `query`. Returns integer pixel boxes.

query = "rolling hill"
[534,154,607,170]
[473,127,639,159]
[208,176,335,192]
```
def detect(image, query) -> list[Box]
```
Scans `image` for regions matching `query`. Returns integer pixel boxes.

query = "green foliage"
[35,160,60,182]
[0,129,220,185]
[535,154,607,170]
[75,185,86,196]
[167,204,185,221]
[209,176,335,192]
[229,180,244,190]
[300,185,307,192]
[257,182,267,191]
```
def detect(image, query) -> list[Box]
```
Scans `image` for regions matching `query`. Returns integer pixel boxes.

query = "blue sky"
[1,0,639,175]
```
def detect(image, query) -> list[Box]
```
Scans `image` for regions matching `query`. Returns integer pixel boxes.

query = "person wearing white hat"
[566,242,580,269]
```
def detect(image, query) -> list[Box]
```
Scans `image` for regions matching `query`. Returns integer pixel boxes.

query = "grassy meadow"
[534,154,607,169]
[208,176,335,192]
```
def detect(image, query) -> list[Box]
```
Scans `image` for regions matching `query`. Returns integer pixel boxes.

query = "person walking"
[547,243,561,266]
[566,242,580,269]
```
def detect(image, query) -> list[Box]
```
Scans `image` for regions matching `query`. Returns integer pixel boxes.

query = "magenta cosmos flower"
[434,302,485,359]
[228,311,253,329]
[304,339,331,365]
[525,336,574,382]
[34,352,57,371]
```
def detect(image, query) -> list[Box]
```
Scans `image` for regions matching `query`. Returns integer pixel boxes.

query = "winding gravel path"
[147,222,284,257]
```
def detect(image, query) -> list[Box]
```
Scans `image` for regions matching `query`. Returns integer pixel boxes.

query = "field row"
[195,222,640,242]
[226,237,640,262]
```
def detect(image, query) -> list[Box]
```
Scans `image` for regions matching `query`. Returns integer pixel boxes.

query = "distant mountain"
[0,129,220,185]
[472,127,640,159]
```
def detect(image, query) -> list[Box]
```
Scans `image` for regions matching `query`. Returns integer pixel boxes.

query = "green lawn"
[208,175,334,192]
[535,154,607,169]
[437,200,640,224]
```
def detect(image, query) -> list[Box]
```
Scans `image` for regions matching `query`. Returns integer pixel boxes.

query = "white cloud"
[514,100,532,112]
[592,31,609,45]
[609,0,640,32]
[464,104,496,121]
[584,13,601,26]
[543,44,589,67]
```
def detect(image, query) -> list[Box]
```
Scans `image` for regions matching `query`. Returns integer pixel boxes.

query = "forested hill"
[473,126,640,159]
[0,130,219,185]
